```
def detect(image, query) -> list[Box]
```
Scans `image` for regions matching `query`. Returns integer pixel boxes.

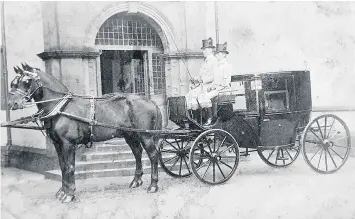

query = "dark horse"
[7,64,162,203]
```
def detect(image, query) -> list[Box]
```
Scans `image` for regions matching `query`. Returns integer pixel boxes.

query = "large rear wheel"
[189,129,240,185]
[301,114,351,174]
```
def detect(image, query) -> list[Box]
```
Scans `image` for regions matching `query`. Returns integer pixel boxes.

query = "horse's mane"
[37,71,69,92]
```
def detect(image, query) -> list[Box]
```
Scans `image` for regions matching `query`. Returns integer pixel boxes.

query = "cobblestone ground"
[2,156,355,219]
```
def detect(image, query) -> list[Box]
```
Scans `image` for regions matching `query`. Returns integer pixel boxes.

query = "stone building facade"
[1,1,355,173]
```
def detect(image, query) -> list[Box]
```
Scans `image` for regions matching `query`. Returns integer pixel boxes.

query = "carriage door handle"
[263,118,270,122]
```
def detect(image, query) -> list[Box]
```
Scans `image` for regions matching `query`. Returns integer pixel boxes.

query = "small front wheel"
[158,137,193,178]
[189,129,240,185]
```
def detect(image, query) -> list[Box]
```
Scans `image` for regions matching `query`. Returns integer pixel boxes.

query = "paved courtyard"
[1,155,355,219]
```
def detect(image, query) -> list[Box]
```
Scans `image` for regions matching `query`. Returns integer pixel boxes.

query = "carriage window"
[264,91,289,112]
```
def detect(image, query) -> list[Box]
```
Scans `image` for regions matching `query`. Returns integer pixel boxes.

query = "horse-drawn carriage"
[2,64,352,202]
[158,70,351,184]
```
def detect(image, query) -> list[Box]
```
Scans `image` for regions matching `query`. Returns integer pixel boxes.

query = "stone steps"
[45,138,189,181]
[45,138,250,181]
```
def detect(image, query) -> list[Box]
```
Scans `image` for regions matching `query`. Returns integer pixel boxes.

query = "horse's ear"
[21,63,26,70]
[13,67,19,74]
[16,66,24,75]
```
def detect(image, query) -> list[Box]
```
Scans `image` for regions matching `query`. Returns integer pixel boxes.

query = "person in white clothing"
[199,42,232,125]
[210,42,232,92]
[185,37,217,125]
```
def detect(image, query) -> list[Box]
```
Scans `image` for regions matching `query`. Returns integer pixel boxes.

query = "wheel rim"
[257,120,304,168]
[301,114,351,174]
[189,129,240,185]
[158,137,193,178]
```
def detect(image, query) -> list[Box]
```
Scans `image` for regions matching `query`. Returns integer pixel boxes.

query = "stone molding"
[160,52,204,59]
[37,50,100,61]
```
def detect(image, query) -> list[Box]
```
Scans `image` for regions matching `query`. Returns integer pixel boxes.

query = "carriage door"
[259,74,296,146]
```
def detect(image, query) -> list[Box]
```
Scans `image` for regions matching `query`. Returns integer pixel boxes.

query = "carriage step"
[45,164,187,181]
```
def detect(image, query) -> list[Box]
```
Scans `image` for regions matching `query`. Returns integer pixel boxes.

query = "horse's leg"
[140,134,159,193]
[52,140,66,200]
[59,139,76,203]
[124,134,144,188]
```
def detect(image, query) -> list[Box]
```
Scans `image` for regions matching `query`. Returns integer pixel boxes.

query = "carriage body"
[166,70,312,149]
[215,70,312,149]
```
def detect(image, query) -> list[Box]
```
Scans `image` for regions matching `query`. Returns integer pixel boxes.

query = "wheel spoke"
[160,149,178,153]
[275,149,279,164]
[182,156,191,173]
[331,136,347,142]
[281,149,286,165]
[329,130,340,140]
[169,156,180,171]
[285,149,294,160]
[220,155,237,159]
[324,147,328,171]
[164,140,179,151]
[309,128,324,143]
[179,156,183,175]
[215,136,227,153]
[192,154,209,160]
[202,160,212,179]
[219,160,233,169]
[329,147,345,160]
[326,148,337,168]
[213,162,216,183]
[216,161,226,179]
[174,138,181,149]
[316,120,325,139]
[267,148,276,160]
[333,144,350,149]
[213,133,216,153]
[324,116,327,139]
[309,147,322,161]
[326,118,336,139]
[163,155,179,164]
[196,159,211,171]
[317,149,324,169]
[218,144,235,155]
[206,142,213,155]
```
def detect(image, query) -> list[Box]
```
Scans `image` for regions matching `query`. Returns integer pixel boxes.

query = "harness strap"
[40,93,73,120]
[88,91,96,148]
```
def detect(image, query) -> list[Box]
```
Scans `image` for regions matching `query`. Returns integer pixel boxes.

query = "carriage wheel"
[158,137,196,178]
[257,119,305,168]
[189,129,240,185]
[301,114,351,174]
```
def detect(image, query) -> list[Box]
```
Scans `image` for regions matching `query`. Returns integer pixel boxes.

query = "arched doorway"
[95,12,166,98]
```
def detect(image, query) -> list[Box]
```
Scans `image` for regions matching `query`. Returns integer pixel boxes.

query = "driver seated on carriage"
[185,38,232,126]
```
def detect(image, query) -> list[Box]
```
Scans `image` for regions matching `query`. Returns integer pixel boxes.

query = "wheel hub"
[177,149,188,157]
[322,139,333,149]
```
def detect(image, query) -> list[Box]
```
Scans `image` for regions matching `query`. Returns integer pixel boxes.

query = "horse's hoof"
[147,185,158,193]
[129,178,143,188]
[61,195,75,203]
[55,187,63,198]
[56,191,65,200]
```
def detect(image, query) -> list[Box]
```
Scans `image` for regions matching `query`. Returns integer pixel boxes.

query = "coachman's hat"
[215,42,229,54]
[201,37,215,49]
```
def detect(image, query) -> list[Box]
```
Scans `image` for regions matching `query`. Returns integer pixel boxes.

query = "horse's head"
[8,63,43,110]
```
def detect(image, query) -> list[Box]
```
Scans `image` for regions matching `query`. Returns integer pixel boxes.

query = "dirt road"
[2,156,355,219]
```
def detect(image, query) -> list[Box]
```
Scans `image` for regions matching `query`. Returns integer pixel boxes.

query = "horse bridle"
[9,74,43,104]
